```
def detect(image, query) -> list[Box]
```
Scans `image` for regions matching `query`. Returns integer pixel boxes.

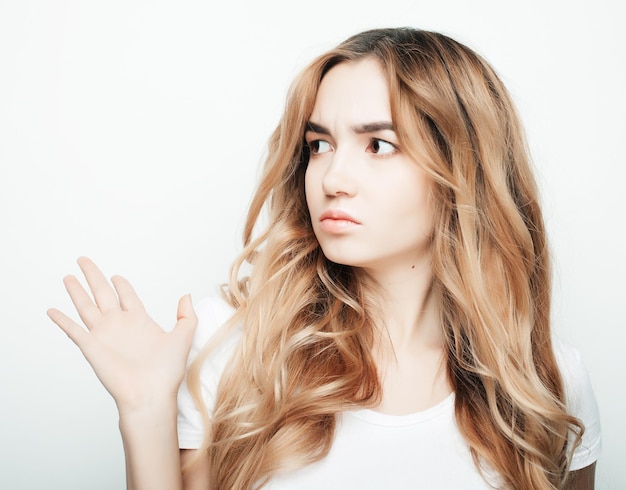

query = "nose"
[321,149,357,197]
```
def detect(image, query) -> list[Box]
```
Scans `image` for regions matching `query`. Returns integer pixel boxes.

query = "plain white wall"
[1,1,623,488]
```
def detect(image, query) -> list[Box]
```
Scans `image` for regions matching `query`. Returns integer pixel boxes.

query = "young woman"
[48,28,601,489]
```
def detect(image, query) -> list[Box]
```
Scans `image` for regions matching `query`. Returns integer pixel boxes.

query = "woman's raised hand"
[47,257,198,415]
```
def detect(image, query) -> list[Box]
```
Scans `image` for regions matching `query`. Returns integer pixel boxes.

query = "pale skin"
[49,58,595,489]
[303,59,451,415]
[47,256,194,490]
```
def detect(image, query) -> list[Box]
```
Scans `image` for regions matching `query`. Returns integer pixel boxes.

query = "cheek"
[397,173,435,234]
[304,166,318,212]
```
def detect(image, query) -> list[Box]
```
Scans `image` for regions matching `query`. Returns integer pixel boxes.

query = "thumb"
[173,294,198,341]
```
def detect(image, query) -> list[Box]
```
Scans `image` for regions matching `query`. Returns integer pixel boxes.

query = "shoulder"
[177,293,241,449]
[552,337,602,470]
[552,339,596,416]
[187,294,240,359]
[191,294,236,340]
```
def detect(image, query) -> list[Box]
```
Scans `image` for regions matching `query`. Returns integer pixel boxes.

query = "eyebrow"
[306,121,395,135]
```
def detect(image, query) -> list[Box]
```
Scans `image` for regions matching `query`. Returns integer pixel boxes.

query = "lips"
[319,210,360,223]
[318,210,361,233]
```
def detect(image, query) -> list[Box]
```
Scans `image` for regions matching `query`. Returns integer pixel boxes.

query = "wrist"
[117,397,183,490]
[118,396,178,429]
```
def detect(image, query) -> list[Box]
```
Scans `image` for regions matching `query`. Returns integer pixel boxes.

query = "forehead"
[310,58,391,124]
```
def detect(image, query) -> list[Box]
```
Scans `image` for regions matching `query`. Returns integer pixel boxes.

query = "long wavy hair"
[187,27,583,489]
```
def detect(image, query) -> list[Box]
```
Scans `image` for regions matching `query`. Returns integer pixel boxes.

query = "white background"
[0,1,623,488]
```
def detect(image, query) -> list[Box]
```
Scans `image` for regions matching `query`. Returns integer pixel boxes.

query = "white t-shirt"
[177,295,602,489]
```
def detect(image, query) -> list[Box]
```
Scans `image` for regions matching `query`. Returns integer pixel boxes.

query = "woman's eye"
[308,140,332,155]
[368,138,396,155]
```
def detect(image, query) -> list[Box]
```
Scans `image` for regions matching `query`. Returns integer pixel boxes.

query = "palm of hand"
[48,257,197,414]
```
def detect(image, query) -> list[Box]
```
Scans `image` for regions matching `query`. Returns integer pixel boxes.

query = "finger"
[77,257,119,313]
[111,275,145,312]
[172,294,197,344]
[63,274,101,328]
[47,308,88,347]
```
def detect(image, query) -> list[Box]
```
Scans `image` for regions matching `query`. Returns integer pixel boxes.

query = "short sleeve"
[177,295,240,449]
[553,340,602,471]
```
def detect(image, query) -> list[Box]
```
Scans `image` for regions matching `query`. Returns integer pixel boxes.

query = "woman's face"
[305,58,435,275]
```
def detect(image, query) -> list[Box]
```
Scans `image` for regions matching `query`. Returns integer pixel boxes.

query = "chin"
[319,249,367,269]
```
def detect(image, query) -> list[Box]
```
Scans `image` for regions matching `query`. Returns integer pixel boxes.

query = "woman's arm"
[120,402,182,490]
[48,257,197,490]
[566,463,596,490]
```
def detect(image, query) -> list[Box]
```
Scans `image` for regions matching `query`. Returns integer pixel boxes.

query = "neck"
[364,258,442,353]
[363,259,451,415]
